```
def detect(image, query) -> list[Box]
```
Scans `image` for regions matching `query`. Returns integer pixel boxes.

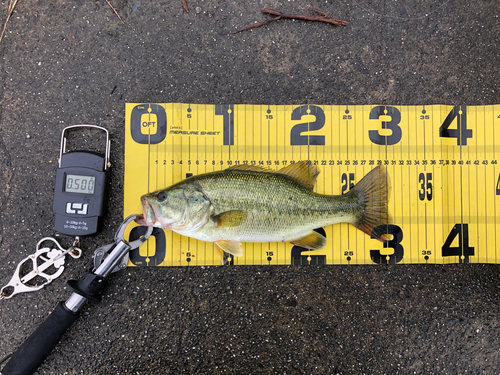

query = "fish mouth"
[135,195,173,228]
[135,195,157,227]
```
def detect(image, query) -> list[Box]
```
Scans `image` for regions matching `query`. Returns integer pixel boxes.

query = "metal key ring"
[115,214,153,249]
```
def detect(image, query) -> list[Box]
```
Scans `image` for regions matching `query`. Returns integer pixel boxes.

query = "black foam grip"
[1,302,79,375]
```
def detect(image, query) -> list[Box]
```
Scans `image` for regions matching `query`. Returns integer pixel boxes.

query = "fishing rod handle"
[1,302,79,375]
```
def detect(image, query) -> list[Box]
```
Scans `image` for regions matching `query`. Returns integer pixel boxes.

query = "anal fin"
[214,245,225,264]
[215,240,243,257]
[290,230,326,250]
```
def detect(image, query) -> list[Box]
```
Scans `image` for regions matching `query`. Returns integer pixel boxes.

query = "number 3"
[368,106,402,145]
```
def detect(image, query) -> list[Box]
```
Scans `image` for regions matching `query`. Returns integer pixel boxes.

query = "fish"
[136,162,391,262]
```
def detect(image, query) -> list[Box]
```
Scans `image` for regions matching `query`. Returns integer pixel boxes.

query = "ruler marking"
[268,104,271,162]
[432,107,436,263]
[307,105,310,168]
[483,106,487,262]
[259,105,262,167]
[161,143,500,156]
[364,106,371,263]
[234,105,237,163]
[404,110,408,263]
[410,108,414,263]
[423,105,427,255]
[332,108,337,264]
[276,104,285,170]
[351,105,354,260]
[386,106,390,264]
[494,106,497,264]
[475,107,479,262]
[461,164,465,263]
[346,105,350,251]
[188,104,191,172]
[424,105,428,263]
[441,107,446,264]
[253,105,256,165]
[385,106,390,264]
[460,107,464,262]
[164,105,167,189]
[147,106,151,193]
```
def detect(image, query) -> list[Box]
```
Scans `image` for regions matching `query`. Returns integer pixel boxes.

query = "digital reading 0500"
[64,174,96,194]
[53,125,111,236]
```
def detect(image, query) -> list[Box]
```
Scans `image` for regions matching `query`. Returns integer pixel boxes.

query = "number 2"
[290,105,325,146]
[341,173,355,194]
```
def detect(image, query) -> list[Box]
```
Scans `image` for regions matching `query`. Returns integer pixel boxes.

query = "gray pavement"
[1,0,500,374]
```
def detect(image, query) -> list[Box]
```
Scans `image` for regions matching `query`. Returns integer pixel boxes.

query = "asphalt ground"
[0,0,499,374]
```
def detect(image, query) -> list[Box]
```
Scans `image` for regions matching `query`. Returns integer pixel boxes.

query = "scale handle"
[1,302,79,375]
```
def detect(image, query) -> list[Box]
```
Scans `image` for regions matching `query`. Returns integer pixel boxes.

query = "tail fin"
[349,166,391,241]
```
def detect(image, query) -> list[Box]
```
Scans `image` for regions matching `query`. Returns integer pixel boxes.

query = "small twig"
[0,0,19,46]
[106,0,125,24]
[182,0,189,13]
[263,8,347,26]
[231,7,347,34]
[309,8,330,18]
[230,16,281,34]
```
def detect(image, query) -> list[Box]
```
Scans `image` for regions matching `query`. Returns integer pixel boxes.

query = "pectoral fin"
[215,240,243,257]
[289,230,326,250]
[211,210,247,228]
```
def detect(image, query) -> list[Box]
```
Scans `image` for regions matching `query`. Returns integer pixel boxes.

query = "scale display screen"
[65,174,95,194]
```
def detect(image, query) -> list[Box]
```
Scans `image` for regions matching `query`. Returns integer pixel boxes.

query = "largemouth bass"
[136,162,390,261]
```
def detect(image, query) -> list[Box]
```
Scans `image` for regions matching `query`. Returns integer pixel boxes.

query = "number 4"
[439,106,472,145]
[442,224,474,263]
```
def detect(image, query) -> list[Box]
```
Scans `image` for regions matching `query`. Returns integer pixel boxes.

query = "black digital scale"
[53,125,111,236]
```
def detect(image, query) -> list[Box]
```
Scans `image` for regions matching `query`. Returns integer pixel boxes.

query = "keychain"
[0,237,82,300]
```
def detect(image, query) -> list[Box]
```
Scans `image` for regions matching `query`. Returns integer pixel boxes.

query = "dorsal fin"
[277,161,320,189]
[226,164,270,172]
[226,161,320,189]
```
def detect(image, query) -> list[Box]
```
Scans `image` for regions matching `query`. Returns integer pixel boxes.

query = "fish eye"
[157,191,167,202]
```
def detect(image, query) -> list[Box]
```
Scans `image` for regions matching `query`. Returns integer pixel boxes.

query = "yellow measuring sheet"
[124,103,500,266]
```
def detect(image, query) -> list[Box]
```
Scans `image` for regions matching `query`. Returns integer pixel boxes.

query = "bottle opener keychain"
[0,238,82,300]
